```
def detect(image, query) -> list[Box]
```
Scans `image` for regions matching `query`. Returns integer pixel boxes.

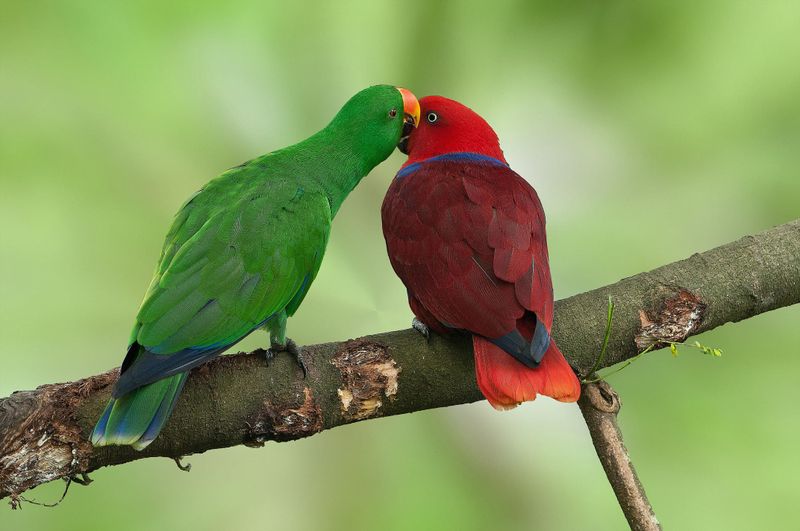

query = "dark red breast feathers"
[381,154,580,408]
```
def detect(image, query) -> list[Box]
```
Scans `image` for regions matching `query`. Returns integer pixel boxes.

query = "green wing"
[115,167,330,396]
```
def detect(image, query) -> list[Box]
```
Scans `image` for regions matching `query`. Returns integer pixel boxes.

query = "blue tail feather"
[487,317,551,368]
[136,373,187,449]
[91,372,188,450]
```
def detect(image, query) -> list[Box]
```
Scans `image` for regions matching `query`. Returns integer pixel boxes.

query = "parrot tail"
[91,372,187,450]
[473,335,581,410]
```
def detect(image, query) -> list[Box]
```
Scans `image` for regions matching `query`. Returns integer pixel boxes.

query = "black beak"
[397,114,415,155]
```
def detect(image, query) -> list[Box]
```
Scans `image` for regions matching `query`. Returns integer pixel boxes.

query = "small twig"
[585,338,721,384]
[584,344,655,384]
[173,457,192,472]
[578,380,661,531]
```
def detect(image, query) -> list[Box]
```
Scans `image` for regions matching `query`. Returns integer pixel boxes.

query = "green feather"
[93,85,409,449]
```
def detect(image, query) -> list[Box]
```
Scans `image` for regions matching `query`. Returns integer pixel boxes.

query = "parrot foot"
[412,318,431,341]
[267,338,308,378]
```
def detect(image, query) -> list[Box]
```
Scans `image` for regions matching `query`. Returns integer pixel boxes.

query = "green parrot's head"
[329,85,420,169]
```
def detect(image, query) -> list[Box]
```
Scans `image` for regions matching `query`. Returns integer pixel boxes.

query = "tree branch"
[2,219,799,503]
[579,380,661,531]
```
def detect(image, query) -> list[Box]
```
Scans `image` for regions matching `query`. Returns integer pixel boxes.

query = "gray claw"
[412,318,430,340]
[286,338,308,378]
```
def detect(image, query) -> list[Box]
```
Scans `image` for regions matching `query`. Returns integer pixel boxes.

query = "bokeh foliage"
[2,1,799,529]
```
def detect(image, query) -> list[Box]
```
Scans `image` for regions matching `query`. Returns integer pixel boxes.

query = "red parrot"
[381,96,581,409]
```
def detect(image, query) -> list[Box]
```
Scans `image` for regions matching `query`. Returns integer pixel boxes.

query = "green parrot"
[92,85,421,450]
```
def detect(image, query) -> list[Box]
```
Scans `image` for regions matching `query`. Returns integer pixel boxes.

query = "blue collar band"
[396,152,508,179]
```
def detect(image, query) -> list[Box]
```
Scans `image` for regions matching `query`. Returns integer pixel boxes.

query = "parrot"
[92,85,421,449]
[381,95,581,409]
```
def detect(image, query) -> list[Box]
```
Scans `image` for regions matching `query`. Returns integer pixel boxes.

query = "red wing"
[382,160,554,338]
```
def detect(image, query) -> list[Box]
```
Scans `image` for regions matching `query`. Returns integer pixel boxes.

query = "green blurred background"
[2,1,799,529]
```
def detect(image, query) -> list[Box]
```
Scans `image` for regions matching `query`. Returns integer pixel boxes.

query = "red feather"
[382,96,580,407]
[383,157,579,406]
[474,338,580,409]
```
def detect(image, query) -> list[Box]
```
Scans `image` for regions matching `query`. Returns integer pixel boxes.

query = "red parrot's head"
[398,95,507,166]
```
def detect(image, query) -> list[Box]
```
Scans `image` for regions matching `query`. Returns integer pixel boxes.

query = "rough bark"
[1,219,799,503]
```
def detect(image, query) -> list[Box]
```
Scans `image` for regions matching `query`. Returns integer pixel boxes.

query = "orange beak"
[397,87,420,127]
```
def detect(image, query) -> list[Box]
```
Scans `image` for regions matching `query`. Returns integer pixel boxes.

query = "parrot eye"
[426,112,439,123]
[388,108,398,118]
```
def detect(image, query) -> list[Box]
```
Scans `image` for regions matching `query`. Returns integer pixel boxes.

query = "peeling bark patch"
[635,290,706,351]
[0,370,117,503]
[331,339,400,420]
[245,387,322,446]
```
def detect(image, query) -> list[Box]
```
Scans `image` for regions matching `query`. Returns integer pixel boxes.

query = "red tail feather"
[473,336,581,410]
